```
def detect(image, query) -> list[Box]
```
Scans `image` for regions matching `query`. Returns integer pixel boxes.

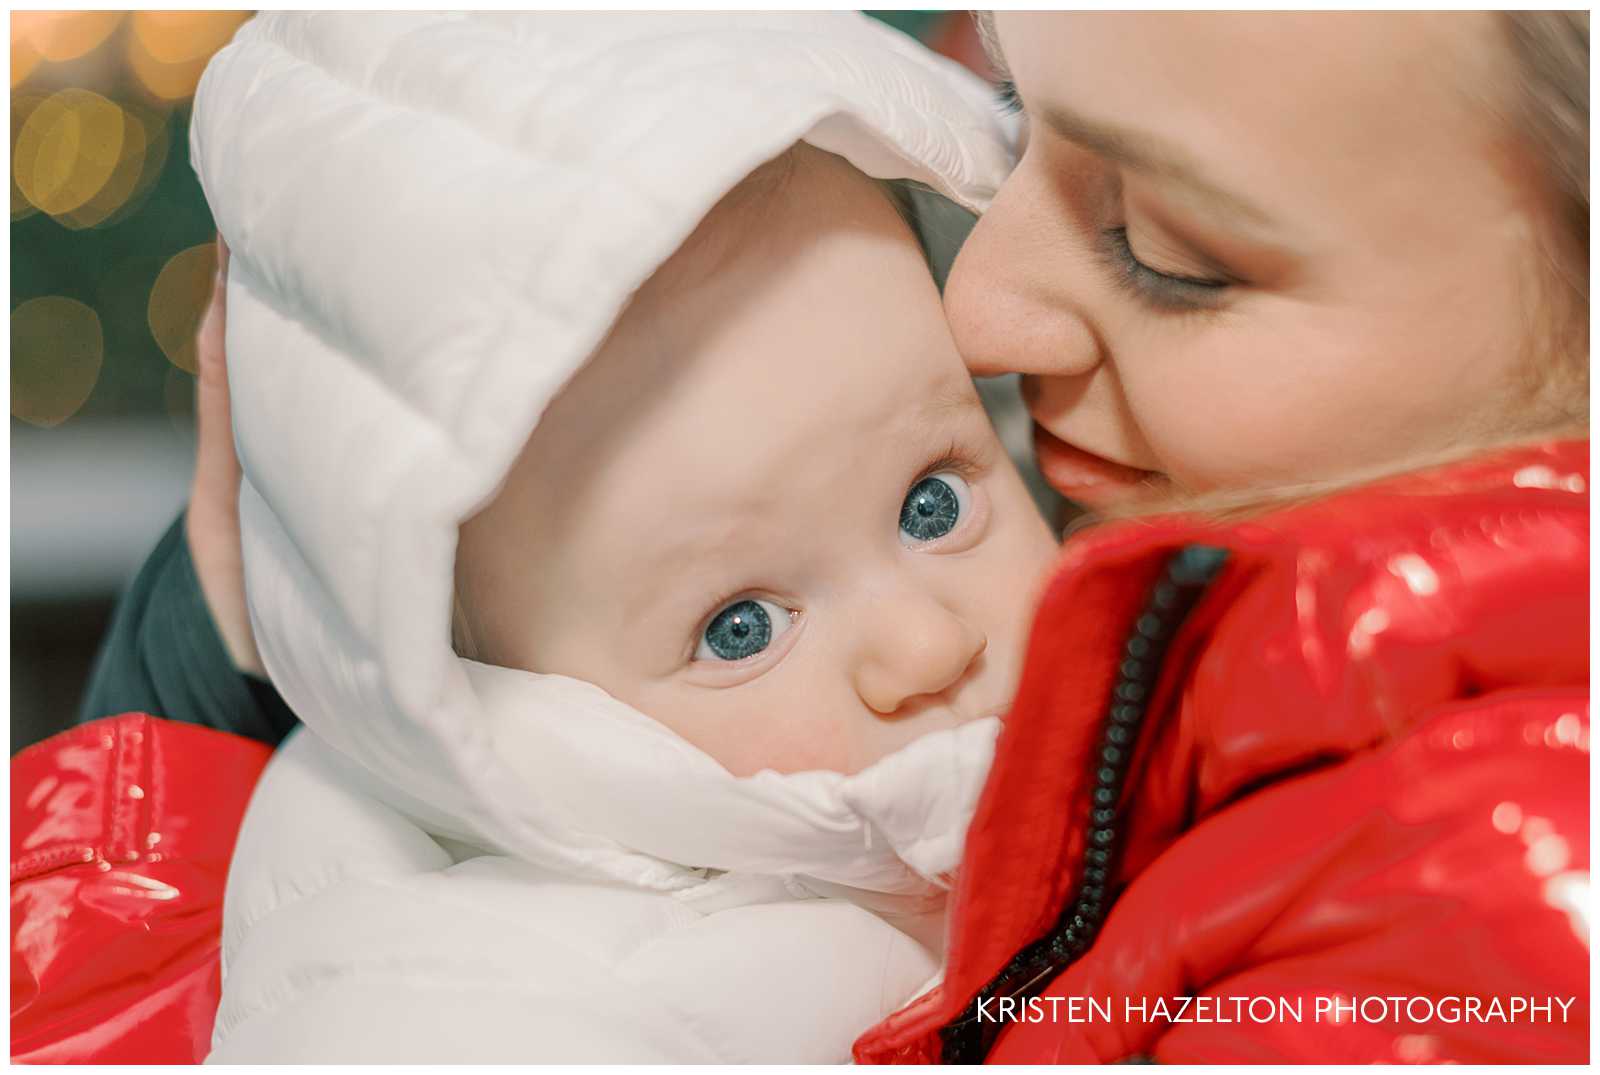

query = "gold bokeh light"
[149,243,219,374]
[12,12,250,432]
[132,11,247,64]
[84,100,171,230]
[128,12,249,101]
[11,92,44,221]
[12,295,104,427]
[59,99,155,229]
[12,27,41,89]
[12,11,122,64]
[14,88,126,217]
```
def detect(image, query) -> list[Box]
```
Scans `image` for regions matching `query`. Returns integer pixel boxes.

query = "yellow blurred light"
[149,243,218,374]
[11,26,41,88]
[11,93,44,221]
[11,295,104,428]
[13,11,122,64]
[126,37,206,101]
[132,11,249,65]
[13,88,126,217]
[59,100,153,229]
[77,101,170,230]
[127,12,247,101]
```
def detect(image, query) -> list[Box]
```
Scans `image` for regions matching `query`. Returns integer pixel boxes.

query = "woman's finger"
[186,234,264,676]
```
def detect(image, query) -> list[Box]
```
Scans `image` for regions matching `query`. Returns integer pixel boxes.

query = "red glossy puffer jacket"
[10,441,1588,1064]
[11,715,271,1063]
[856,438,1590,1064]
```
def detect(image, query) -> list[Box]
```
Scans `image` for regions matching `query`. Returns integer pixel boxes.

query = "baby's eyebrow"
[911,381,989,450]
[920,381,984,424]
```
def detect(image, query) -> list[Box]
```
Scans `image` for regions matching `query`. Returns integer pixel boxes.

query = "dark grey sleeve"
[77,511,299,746]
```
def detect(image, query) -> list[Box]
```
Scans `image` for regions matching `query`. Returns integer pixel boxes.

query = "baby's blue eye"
[900,472,972,544]
[697,598,792,662]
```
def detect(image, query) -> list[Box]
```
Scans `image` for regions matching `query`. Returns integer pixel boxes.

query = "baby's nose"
[851,593,988,716]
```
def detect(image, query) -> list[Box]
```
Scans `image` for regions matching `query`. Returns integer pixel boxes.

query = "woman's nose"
[943,160,1105,380]
[851,592,989,716]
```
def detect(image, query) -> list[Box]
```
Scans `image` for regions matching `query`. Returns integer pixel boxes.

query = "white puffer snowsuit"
[193,12,1016,1062]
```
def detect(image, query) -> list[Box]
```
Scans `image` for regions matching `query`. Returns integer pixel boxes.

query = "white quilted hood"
[191,13,1013,897]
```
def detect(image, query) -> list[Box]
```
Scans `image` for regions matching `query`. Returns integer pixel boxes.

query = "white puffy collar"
[467,660,1000,897]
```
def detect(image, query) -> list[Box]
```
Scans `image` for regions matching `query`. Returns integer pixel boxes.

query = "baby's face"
[458,147,1058,777]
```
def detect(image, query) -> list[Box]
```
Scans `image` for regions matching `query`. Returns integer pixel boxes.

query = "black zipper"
[939,544,1229,1063]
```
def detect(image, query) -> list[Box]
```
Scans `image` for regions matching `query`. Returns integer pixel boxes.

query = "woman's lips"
[1031,424,1160,508]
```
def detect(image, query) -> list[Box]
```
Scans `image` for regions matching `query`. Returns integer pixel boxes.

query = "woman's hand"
[185,235,265,677]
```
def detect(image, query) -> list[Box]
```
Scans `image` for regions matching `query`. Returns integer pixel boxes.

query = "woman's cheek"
[1122,334,1322,490]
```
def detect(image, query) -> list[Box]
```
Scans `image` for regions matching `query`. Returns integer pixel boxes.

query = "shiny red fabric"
[856,439,1590,1064]
[11,714,271,1064]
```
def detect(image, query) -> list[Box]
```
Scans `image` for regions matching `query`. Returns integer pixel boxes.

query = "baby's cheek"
[637,681,861,778]
[991,498,1059,605]
[962,538,1056,702]
[720,730,848,778]
[721,705,866,778]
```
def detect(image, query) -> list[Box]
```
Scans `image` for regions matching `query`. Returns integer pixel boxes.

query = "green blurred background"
[9,11,993,751]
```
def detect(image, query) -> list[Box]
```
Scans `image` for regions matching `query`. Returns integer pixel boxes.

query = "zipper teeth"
[940,544,1229,1064]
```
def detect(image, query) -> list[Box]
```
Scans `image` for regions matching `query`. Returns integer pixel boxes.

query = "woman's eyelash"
[993,78,1023,116]
[1100,226,1230,313]
[985,79,1227,312]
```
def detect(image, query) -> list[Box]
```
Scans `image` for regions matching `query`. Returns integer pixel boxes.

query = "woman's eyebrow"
[974,13,1274,232]
[973,12,1010,81]
[1044,102,1276,230]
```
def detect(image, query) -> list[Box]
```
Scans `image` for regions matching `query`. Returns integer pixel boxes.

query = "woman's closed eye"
[1101,225,1231,313]
[993,77,1024,116]
[988,75,1245,314]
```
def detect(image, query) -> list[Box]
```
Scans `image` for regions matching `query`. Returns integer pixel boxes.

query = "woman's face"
[949,13,1557,508]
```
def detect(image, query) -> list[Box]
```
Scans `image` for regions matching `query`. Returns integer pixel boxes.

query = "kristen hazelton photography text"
[976,994,1583,1027]
[10,10,1590,1066]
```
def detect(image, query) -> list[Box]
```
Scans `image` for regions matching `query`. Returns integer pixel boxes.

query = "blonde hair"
[1503,13,1588,272]
[1075,432,1571,531]
[1501,12,1589,423]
